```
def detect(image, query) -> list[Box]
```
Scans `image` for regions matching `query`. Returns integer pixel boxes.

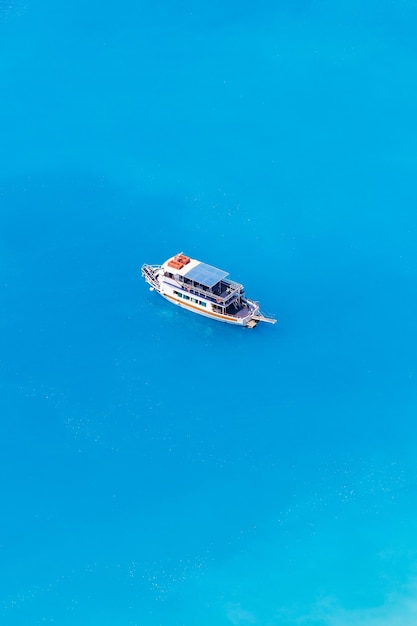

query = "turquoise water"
[1,1,417,624]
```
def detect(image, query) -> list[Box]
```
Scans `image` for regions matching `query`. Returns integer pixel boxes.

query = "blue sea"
[1,1,417,624]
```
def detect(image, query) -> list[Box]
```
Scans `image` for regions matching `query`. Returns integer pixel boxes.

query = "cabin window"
[191,298,198,304]
[199,301,207,307]
[174,291,182,298]
[183,295,189,300]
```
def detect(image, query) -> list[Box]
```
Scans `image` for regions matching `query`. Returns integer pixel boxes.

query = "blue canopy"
[184,262,228,288]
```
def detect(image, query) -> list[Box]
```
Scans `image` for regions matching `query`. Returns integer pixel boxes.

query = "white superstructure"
[141,253,276,328]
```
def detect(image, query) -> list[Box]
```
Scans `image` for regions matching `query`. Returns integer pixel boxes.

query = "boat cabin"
[162,253,245,312]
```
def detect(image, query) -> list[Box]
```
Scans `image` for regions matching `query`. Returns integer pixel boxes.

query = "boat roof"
[184,262,229,288]
[162,255,229,288]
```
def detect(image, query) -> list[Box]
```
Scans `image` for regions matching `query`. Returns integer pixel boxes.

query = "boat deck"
[232,306,252,318]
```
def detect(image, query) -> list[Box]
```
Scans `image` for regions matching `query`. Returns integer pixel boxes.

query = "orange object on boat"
[168,260,184,269]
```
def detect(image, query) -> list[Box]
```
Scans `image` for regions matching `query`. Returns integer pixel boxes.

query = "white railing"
[141,264,160,289]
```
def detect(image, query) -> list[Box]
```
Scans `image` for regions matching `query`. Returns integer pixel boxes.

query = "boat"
[141,253,276,328]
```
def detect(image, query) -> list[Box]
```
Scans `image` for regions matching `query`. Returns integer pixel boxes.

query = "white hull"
[159,289,256,326]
